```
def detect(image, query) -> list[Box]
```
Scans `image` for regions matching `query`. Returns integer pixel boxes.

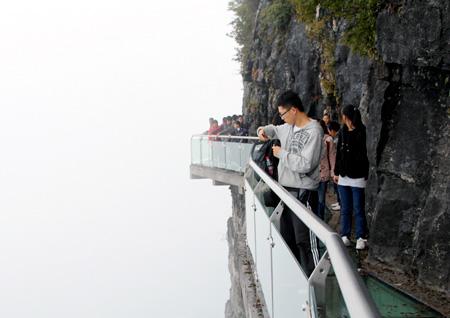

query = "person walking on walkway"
[333,105,369,250]
[257,90,323,276]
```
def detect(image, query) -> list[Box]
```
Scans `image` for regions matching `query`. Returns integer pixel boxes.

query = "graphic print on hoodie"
[290,129,311,156]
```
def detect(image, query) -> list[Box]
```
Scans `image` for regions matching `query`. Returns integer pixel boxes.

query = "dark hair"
[341,104,363,128]
[272,113,285,125]
[328,121,340,132]
[234,121,241,127]
[319,120,329,135]
[276,90,304,112]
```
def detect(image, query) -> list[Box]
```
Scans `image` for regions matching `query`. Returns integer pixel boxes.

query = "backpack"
[251,139,281,207]
[251,139,281,180]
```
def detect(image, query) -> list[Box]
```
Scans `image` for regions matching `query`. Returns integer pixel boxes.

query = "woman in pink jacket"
[317,120,336,219]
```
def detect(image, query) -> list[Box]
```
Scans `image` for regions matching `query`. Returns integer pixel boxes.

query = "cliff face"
[225,186,269,318]
[239,0,449,297]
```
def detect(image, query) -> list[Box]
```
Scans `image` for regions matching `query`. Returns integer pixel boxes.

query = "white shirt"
[338,175,367,188]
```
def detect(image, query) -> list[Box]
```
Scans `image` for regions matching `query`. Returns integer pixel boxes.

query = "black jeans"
[280,188,319,277]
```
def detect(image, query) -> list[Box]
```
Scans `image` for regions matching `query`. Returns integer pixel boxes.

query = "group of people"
[204,115,249,140]
[257,90,369,276]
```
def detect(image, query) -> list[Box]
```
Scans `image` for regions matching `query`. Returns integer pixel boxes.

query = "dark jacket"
[334,125,369,179]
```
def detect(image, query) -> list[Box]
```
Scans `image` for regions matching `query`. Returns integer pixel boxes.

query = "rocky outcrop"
[237,0,449,305]
[225,186,269,318]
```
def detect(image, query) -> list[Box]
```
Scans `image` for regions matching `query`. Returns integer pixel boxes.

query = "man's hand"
[333,175,339,183]
[272,145,281,158]
[257,128,269,141]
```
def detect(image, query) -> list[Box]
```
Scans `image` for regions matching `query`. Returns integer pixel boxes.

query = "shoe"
[341,236,351,247]
[331,202,339,208]
[356,238,368,250]
[331,203,341,211]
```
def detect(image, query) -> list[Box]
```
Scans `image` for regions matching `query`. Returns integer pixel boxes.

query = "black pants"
[280,188,319,277]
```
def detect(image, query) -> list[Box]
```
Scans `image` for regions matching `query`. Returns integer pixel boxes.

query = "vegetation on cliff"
[229,0,382,103]
[260,0,293,32]
[229,0,381,61]
[228,0,260,63]
[291,0,380,58]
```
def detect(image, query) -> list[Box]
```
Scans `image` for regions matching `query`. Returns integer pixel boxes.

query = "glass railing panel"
[253,181,276,218]
[225,141,242,172]
[191,137,202,165]
[200,138,212,167]
[211,141,226,169]
[271,221,309,318]
[240,143,256,172]
[245,179,256,265]
[309,286,319,318]
[244,164,259,189]
[323,270,351,318]
[191,136,258,172]
[254,195,274,316]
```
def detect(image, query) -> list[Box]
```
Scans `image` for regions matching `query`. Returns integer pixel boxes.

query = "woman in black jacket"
[333,105,369,250]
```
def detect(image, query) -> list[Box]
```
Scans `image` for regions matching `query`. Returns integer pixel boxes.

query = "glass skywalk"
[190,136,444,318]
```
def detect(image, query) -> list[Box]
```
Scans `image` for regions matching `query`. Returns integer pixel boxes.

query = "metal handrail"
[191,134,259,141]
[248,160,381,318]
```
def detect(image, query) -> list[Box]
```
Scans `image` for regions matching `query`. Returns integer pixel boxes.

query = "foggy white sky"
[0,1,243,317]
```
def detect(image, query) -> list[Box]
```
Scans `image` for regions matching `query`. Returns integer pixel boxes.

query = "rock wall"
[239,0,449,300]
[225,186,269,318]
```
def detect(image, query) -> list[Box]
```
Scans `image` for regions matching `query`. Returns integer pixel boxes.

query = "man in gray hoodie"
[257,90,323,276]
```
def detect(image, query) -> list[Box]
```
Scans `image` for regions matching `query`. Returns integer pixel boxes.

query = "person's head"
[276,90,304,125]
[212,120,219,128]
[209,117,214,126]
[322,113,331,125]
[341,104,363,129]
[233,121,241,129]
[319,120,329,135]
[328,121,340,137]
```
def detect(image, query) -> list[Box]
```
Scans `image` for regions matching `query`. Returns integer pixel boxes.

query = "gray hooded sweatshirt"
[259,120,323,190]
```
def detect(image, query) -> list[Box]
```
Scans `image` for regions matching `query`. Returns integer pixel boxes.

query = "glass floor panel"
[324,274,443,318]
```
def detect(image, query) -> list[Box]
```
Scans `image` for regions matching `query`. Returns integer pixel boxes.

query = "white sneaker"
[331,202,339,208]
[331,203,341,211]
[356,238,368,250]
[341,236,351,247]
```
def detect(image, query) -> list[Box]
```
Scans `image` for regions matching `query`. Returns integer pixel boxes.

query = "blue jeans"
[317,181,328,220]
[337,185,367,239]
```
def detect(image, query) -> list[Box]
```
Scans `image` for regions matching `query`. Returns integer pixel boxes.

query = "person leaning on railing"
[206,119,221,141]
[257,90,323,276]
